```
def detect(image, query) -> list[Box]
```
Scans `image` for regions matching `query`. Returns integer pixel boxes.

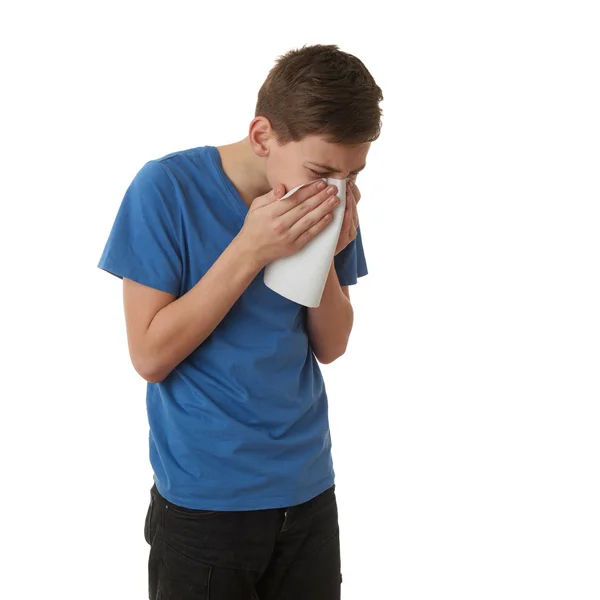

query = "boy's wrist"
[231,233,266,274]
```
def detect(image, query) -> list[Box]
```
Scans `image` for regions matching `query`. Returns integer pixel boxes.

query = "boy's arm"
[306,261,354,364]
[117,178,341,384]
[124,235,262,384]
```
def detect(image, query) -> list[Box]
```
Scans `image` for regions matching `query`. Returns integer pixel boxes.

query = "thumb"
[261,183,286,206]
[273,183,286,199]
[252,183,284,209]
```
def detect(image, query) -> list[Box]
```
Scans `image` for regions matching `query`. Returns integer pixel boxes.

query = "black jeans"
[144,482,342,599]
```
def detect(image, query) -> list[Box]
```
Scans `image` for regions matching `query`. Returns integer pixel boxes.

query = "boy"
[98,43,383,600]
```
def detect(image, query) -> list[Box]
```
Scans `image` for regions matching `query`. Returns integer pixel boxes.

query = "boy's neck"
[216,138,270,208]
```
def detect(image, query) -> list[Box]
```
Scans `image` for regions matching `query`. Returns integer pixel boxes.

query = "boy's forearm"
[306,262,354,364]
[143,234,263,382]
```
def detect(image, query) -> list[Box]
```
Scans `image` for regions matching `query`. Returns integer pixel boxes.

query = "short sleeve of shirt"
[97,160,182,296]
[334,225,368,286]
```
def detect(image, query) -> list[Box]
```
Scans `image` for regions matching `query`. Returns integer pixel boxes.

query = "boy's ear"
[248,116,274,157]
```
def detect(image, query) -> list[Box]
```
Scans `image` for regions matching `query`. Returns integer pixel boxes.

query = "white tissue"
[263,178,347,307]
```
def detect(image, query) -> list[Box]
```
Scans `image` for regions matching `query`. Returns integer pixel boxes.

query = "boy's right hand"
[237,180,341,268]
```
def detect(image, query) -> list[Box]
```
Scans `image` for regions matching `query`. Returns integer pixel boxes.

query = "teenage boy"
[98,43,383,600]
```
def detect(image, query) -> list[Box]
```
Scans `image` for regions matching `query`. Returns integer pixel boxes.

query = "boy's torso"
[144,145,335,511]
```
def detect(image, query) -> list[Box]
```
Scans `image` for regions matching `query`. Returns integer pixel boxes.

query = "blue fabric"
[98,145,368,510]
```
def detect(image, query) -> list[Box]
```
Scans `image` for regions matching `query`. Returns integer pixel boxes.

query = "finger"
[281,183,338,229]
[271,179,328,216]
[273,184,287,206]
[344,201,353,235]
[335,204,351,250]
[352,194,359,229]
[276,184,337,228]
[293,211,334,250]
[346,183,359,228]
[288,190,340,239]
[250,183,283,209]
[335,212,356,255]
[350,180,361,204]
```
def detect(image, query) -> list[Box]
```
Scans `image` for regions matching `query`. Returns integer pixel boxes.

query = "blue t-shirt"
[98,145,368,510]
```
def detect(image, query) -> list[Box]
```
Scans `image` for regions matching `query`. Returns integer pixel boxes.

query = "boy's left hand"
[334,180,361,256]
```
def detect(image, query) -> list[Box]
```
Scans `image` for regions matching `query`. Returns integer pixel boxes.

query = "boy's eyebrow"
[308,161,367,173]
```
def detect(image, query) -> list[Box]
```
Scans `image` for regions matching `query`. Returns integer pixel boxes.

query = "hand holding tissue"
[263,178,348,307]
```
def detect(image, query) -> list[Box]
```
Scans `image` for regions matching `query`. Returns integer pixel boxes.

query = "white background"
[2,1,599,598]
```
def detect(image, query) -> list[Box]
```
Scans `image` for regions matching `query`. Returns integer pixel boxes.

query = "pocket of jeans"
[312,493,339,549]
[144,494,155,545]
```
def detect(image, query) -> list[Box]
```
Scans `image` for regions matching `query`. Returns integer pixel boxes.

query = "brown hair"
[255,44,383,146]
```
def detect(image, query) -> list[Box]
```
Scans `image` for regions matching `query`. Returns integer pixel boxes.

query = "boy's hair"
[255,44,383,146]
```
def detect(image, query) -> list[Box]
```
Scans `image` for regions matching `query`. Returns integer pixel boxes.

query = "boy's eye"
[309,168,359,179]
